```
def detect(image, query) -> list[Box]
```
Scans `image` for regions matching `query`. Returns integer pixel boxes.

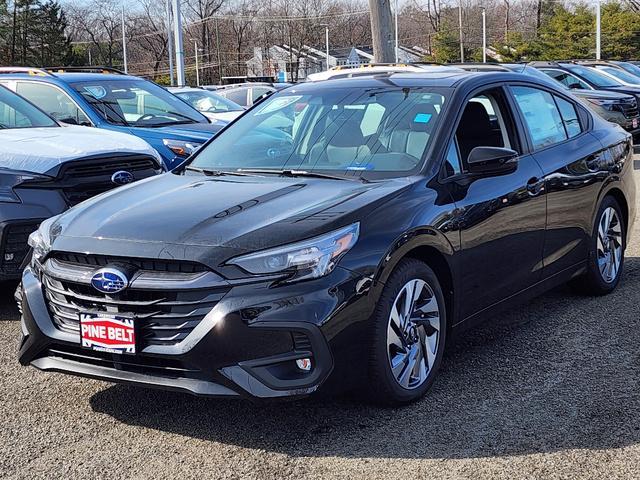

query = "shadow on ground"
[0,281,19,320]
[85,258,640,459]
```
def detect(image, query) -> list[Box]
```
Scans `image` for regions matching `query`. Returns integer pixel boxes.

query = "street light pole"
[166,0,175,86]
[172,0,185,86]
[596,0,601,60]
[320,24,330,70]
[458,3,464,63]
[394,0,399,62]
[195,41,200,86]
[482,8,487,63]
[121,5,128,73]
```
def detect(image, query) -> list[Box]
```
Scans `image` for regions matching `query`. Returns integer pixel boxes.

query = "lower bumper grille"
[45,346,201,377]
[42,257,230,348]
[0,221,41,276]
[618,99,639,119]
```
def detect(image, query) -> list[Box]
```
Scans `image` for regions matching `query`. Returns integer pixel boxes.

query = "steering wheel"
[138,114,164,123]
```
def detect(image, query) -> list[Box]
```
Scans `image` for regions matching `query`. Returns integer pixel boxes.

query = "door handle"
[526,177,544,196]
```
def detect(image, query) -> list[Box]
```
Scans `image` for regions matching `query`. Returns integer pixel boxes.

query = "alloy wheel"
[597,206,623,284]
[386,278,441,390]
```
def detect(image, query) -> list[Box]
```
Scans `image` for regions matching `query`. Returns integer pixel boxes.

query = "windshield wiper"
[237,169,369,182]
[184,166,260,177]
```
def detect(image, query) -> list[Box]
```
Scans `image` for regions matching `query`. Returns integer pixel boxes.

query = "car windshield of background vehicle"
[597,66,640,85]
[617,61,640,78]
[566,66,621,88]
[71,80,207,127]
[176,91,244,113]
[188,88,448,179]
[0,85,57,129]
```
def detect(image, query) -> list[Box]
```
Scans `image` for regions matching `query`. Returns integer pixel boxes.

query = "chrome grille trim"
[42,257,231,348]
[44,258,224,290]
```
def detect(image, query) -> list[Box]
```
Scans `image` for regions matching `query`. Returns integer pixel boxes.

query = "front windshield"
[520,66,568,88]
[71,79,207,127]
[0,85,57,129]
[188,87,448,179]
[597,66,640,85]
[175,90,244,113]
[617,62,640,78]
[565,65,621,87]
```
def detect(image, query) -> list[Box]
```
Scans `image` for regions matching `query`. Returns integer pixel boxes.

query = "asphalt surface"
[2,176,640,479]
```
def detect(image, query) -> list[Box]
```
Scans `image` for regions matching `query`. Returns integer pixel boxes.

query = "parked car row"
[12,61,636,406]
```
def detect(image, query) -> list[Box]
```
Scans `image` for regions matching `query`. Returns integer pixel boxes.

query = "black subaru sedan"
[18,70,635,404]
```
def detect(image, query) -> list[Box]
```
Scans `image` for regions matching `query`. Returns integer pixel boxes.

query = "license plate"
[79,313,136,354]
[633,118,638,129]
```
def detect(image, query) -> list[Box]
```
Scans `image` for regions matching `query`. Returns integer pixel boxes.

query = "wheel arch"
[372,228,457,328]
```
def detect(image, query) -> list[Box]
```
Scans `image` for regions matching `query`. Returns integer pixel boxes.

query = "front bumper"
[18,264,368,399]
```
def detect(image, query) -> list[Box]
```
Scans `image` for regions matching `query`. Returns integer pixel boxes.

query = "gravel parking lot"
[2,172,640,480]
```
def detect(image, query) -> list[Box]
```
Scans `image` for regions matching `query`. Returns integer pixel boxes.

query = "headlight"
[585,98,619,111]
[228,223,359,282]
[27,216,57,273]
[162,139,203,157]
[0,171,50,203]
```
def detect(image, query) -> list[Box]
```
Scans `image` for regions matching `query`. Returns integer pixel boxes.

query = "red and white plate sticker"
[80,314,136,354]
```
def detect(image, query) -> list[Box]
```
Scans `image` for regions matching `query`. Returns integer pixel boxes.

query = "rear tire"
[575,196,625,295]
[367,259,447,405]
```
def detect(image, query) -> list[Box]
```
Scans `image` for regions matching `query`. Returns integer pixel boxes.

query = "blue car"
[0,67,226,168]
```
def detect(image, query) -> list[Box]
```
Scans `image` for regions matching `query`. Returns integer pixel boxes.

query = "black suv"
[19,70,635,404]
[532,61,640,134]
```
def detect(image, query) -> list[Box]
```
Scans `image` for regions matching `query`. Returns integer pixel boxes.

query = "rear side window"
[223,89,248,106]
[16,82,90,125]
[511,86,567,149]
[554,96,582,138]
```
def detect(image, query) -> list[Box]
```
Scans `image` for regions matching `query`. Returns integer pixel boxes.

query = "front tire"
[367,259,447,405]
[576,196,625,295]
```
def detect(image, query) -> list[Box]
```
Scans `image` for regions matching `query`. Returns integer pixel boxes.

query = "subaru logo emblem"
[91,268,129,294]
[111,170,134,186]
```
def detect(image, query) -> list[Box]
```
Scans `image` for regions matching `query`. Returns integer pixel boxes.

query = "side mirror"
[467,146,518,174]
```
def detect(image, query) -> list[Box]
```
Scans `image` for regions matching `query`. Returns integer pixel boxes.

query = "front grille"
[42,257,230,347]
[56,155,160,206]
[62,157,159,178]
[53,252,207,274]
[617,98,639,119]
[0,221,41,275]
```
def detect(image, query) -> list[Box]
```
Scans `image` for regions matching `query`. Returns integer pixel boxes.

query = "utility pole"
[368,0,395,62]
[596,0,601,60]
[172,0,185,86]
[88,48,92,66]
[394,0,399,62]
[195,41,200,86]
[166,0,175,86]
[121,5,128,73]
[458,3,464,63]
[482,8,487,63]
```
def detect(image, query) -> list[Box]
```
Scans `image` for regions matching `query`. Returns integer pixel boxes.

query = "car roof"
[0,70,144,83]
[277,70,538,92]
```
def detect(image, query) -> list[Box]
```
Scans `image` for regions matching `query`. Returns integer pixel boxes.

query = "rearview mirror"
[467,146,518,174]
[568,83,583,90]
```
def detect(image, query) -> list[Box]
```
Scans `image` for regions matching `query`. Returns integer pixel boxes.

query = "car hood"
[603,86,640,96]
[50,172,407,265]
[572,89,635,100]
[0,125,161,174]
[126,121,226,143]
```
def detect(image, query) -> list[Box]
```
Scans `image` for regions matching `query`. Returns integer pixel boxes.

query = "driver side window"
[453,88,518,170]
